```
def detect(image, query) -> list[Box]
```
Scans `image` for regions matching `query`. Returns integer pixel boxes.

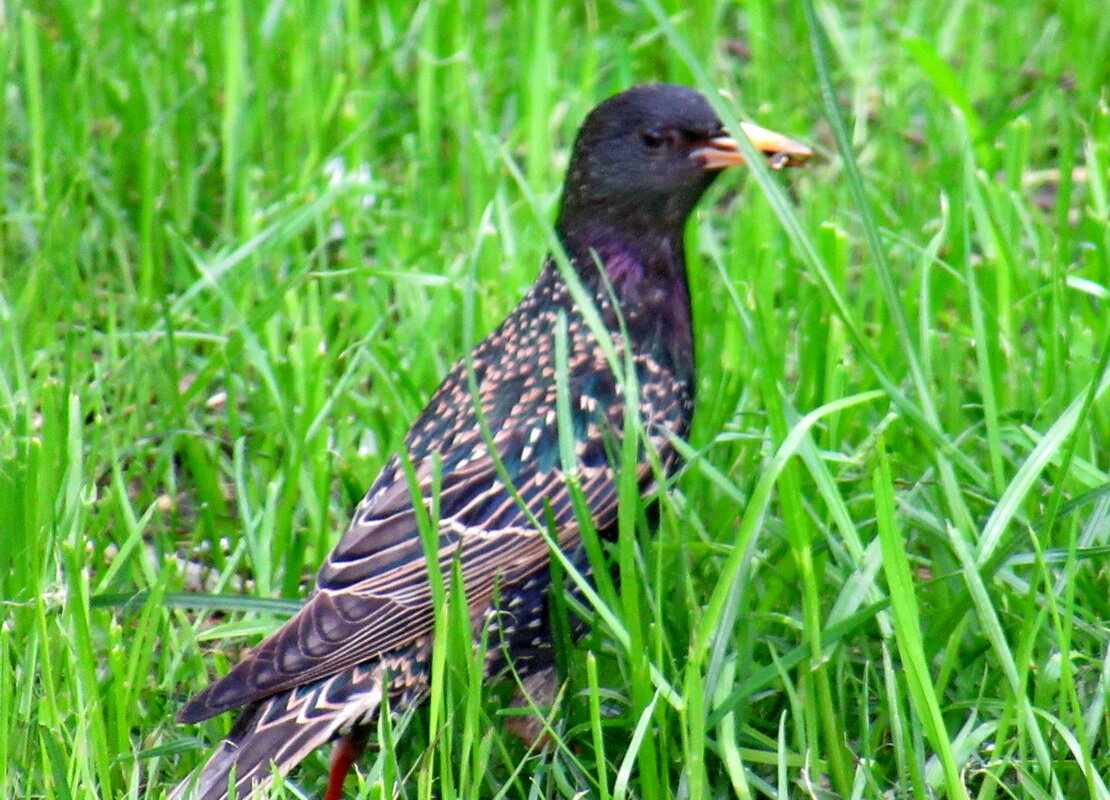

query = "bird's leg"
[504,665,560,748]
[323,730,368,800]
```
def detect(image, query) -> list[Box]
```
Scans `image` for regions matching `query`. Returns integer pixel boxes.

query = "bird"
[170,83,810,800]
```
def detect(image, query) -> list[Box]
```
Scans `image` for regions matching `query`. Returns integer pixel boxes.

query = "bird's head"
[557,84,811,239]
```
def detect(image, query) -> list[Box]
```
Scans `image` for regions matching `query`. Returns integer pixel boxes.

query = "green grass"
[3,0,1109,798]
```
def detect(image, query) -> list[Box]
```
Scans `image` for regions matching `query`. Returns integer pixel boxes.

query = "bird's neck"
[555,219,695,385]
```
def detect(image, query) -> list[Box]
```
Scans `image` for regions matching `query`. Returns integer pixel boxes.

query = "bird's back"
[171,257,693,800]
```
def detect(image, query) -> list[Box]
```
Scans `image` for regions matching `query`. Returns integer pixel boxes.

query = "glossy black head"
[557,84,729,237]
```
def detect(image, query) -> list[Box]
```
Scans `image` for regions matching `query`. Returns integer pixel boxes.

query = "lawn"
[2,1,1108,798]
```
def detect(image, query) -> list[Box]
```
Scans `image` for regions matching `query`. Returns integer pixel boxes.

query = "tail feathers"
[170,672,384,800]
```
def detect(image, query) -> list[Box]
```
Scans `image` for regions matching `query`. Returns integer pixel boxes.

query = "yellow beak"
[693,121,813,170]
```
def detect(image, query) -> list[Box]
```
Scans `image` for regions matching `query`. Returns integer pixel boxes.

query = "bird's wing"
[178,444,635,723]
[177,324,670,723]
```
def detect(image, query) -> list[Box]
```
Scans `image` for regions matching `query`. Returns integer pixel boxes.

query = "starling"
[170,83,810,800]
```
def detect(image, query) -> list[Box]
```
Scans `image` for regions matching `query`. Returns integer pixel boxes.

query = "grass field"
[3,1,1109,798]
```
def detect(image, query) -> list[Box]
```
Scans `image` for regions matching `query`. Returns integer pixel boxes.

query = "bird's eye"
[641,130,666,149]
